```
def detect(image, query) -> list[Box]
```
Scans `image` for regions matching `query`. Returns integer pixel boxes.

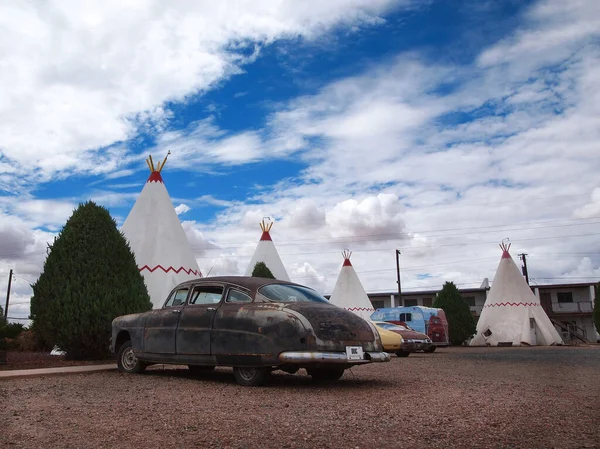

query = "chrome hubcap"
[122,347,137,371]
[237,368,257,381]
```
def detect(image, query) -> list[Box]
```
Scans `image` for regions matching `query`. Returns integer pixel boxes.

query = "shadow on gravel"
[140,366,397,389]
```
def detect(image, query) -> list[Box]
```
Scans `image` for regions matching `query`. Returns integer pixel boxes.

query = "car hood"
[398,329,430,341]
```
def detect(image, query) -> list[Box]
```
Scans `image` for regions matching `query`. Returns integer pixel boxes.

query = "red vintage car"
[372,321,434,357]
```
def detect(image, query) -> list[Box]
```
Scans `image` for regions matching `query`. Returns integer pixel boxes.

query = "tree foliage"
[0,307,25,351]
[29,201,152,359]
[433,281,476,345]
[251,261,276,279]
[594,284,600,341]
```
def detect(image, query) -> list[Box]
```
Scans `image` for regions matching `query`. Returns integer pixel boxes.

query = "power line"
[193,231,600,259]
[191,217,600,251]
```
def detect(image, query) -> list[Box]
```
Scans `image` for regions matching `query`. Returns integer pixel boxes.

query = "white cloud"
[0,0,407,187]
[175,204,191,215]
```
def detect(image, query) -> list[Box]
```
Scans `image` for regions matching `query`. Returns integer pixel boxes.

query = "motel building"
[367,281,599,344]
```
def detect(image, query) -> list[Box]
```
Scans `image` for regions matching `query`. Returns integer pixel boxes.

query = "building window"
[462,296,476,307]
[371,300,384,309]
[557,292,573,303]
[404,299,418,307]
[422,297,433,307]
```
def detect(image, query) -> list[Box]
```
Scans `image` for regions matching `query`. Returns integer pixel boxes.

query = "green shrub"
[29,201,152,359]
[251,261,276,279]
[433,281,476,346]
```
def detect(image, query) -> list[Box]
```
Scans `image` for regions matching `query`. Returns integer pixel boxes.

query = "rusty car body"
[111,276,390,386]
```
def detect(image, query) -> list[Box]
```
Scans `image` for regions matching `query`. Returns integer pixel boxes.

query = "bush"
[433,281,476,346]
[251,261,276,279]
[15,330,40,352]
[29,201,152,359]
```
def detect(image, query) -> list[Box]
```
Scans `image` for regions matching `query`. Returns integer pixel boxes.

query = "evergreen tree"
[30,201,151,359]
[433,281,476,346]
[251,261,275,279]
[593,284,600,341]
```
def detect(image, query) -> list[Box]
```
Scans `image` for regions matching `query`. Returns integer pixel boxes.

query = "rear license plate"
[346,346,364,360]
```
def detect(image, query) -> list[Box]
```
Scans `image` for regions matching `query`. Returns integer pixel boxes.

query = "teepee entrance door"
[529,318,537,345]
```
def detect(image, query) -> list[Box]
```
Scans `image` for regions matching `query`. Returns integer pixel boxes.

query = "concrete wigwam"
[328,250,375,321]
[122,153,202,308]
[244,219,290,281]
[470,243,563,346]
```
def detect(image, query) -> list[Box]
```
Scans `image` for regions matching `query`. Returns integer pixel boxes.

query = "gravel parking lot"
[2,346,599,449]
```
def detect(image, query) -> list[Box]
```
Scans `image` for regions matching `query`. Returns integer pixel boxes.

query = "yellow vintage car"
[371,321,403,353]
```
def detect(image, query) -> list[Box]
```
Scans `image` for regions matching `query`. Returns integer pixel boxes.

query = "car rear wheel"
[117,340,146,374]
[188,365,215,375]
[307,367,345,383]
[396,350,410,357]
[232,367,270,386]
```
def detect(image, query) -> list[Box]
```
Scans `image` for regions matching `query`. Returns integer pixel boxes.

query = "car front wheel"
[116,340,146,374]
[396,350,410,357]
[426,346,436,353]
[232,367,270,386]
[307,367,345,383]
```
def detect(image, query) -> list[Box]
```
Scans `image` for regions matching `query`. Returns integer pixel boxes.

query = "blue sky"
[1,0,600,320]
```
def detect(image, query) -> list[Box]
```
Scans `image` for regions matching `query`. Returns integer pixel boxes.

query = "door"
[176,284,225,355]
[144,286,190,354]
[211,288,255,357]
[529,318,537,345]
[540,292,552,315]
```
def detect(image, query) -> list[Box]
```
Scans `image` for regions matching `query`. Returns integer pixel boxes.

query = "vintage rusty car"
[111,276,390,386]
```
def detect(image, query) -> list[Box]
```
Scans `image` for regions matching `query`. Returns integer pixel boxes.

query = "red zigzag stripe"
[139,265,201,276]
[347,307,376,311]
[484,302,540,308]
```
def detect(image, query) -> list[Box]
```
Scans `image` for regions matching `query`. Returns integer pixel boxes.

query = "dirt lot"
[0,351,110,371]
[1,346,599,449]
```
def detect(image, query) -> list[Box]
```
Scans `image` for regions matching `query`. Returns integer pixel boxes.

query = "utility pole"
[519,253,529,285]
[395,249,402,306]
[4,269,13,319]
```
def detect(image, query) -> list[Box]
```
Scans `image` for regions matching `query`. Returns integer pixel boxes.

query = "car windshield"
[258,284,329,304]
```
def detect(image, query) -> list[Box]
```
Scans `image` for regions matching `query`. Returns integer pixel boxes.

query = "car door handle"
[207,307,216,311]
[172,309,181,314]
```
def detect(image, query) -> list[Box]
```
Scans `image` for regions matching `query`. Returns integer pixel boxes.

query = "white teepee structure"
[122,153,202,309]
[328,250,375,321]
[470,243,563,346]
[244,219,290,281]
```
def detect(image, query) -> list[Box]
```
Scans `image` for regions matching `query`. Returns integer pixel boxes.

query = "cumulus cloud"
[0,216,35,260]
[0,0,405,187]
[326,194,407,240]
[175,204,191,215]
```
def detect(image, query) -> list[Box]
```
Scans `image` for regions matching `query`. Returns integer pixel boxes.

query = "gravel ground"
[1,346,599,449]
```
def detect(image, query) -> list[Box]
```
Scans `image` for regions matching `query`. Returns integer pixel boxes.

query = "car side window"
[164,288,189,308]
[226,289,252,304]
[189,285,224,305]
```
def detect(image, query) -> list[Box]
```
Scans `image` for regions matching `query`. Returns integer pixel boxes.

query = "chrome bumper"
[278,351,390,364]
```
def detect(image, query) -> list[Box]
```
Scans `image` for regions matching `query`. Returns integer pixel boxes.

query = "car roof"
[175,276,299,295]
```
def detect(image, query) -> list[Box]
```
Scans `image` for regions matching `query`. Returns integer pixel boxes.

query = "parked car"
[111,276,390,386]
[372,321,434,357]
[371,306,449,348]
[371,322,403,353]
